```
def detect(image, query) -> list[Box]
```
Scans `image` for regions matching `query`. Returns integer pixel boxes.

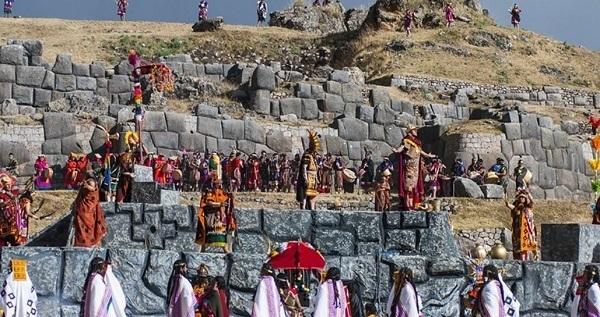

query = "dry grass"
[449,198,591,231]
[0,115,41,125]
[520,104,591,123]
[445,119,502,135]
[28,190,77,236]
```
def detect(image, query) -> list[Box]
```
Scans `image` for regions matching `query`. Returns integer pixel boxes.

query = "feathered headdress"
[307,129,321,153]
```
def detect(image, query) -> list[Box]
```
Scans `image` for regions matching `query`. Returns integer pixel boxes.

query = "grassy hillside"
[0,17,598,89]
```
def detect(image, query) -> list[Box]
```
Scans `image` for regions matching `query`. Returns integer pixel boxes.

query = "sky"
[6,0,600,51]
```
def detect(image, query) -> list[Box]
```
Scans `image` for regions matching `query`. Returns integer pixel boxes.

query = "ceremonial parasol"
[268,240,326,270]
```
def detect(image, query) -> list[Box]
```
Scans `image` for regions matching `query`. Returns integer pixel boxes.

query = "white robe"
[83,266,127,317]
[313,280,348,317]
[251,276,286,317]
[1,272,38,317]
[167,275,196,317]
[386,283,422,317]
[571,282,600,317]
[479,275,520,317]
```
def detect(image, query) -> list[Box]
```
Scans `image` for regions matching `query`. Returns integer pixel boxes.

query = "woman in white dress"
[386,267,422,317]
[314,267,349,317]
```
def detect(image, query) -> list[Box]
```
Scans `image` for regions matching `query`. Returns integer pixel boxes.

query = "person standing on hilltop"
[117,0,128,21]
[257,0,268,27]
[3,0,14,18]
[403,9,417,37]
[509,4,521,29]
[198,0,208,21]
[444,2,455,27]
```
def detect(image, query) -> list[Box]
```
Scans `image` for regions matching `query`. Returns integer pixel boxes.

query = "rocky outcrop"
[269,4,357,35]
[192,17,224,32]
[361,0,405,31]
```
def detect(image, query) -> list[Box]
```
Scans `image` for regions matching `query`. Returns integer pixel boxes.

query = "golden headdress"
[307,129,321,153]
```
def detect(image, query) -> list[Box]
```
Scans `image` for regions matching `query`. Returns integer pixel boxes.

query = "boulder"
[384,124,404,147]
[249,89,271,115]
[107,75,131,94]
[55,74,76,92]
[0,98,18,115]
[323,135,348,156]
[337,118,368,141]
[195,102,220,118]
[192,17,224,32]
[165,112,187,133]
[16,66,46,87]
[279,97,302,117]
[561,120,580,135]
[61,135,85,155]
[222,119,245,140]
[318,93,345,113]
[179,132,205,151]
[344,8,368,31]
[0,64,15,82]
[143,111,167,132]
[341,82,363,103]
[269,4,347,35]
[151,132,179,149]
[244,119,266,144]
[369,124,385,141]
[251,65,276,91]
[374,103,396,125]
[520,262,574,311]
[76,77,97,91]
[453,177,484,198]
[301,99,319,120]
[11,85,33,105]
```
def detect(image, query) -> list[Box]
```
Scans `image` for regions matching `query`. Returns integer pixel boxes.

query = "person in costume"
[64,154,86,190]
[269,153,280,192]
[259,152,270,192]
[256,0,268,27]
[489,158,508,192]
[426,158,446,199]
[81,256,127,317]
[296,130,321,210]
[215,276,230,317]
[72,176,107,247]
[247,153,261,191]
[474,265,520,317]
[195,179,236,253]
[393,126,436,210]
[116,152,135,203]
[572,265,600,317]
[208,152,222,184]
[513,159,529,191]
[320,153,333,193]
[6,152,18,176]
[375,169,392,212]
[33,155,52,190]
[333,156,345,193]
[444,2,455,27]
[463,245,488,314]
[314,267,349,317]
[167,260,196,317]
[279,153,293,193]
[505,189,538,261]
[386,267,422,317]
[468,158,486,185]
[117,0,128,21]
[128,49,141,80]
[198,0,208,21]
[196,277,225,317]
[276,273,304,317]
[251,263,287,317]
[358,151,375,194]
[509,4,521,29]
[377,156,394,179]
[403,9,417,37]
[3,0,14,18]
[1,259,38,317]
[0,174,36,246]
[593,197,600,225]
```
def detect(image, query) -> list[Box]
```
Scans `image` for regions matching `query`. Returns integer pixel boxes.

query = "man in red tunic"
[72,176,107,247]
[247,154,261,191]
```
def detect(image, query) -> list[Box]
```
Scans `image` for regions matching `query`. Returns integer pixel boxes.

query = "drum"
[342,168,356,182]
[173,169,183,181]
[523,170,533,183]
[485,172,498,184]
[43,168,53,179]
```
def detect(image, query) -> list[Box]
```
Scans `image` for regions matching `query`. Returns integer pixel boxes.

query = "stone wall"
[12,215,590,317]
[387,74,600,108]
[455,228,512,254]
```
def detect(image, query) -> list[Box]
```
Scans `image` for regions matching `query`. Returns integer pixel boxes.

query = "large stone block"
[301,98,319,120]
[44,112,75,139]
[453,177,484,198]
[195,102,219,118]
[0,44,25,65]
[197,117,222,138]
[263,209,311,241]
[0,82,10,99]
[520,262,573,311]
[235,209,262,232]
[165,112,187,133]
[229,254,264,291]
[62,248,107,303]
[374,104,396,125]
[52,53,73,74]
[313,228,355,256]
[420,212,459,257]
[341,82,363,103]
[237,140,256,155]
[427,257,465,276]
[61,135,85,155]
[55,74,76,92]
[12,84,33,104]
[337,118,368,141]
[76,76,96,91]
[103,213,143,249]
[151,131,179,149]
[318,93,345,113]
[340,256,386,300]
[357,105,374,123]
[34,88,52,106]
[279,97,302,117]
[163,205,192,229]
[419,277,463,317]
[179,132,205,151]
[503,123,522,140]
[90,62,105,78]
[313,210,341,226]
[266,130,292,153]
[341,211,381,242]
[0,64,15,82]
[233,232,269,254]
[384,124,405,147]
[323,135,348,156]
[541,224,600,263]
[142,250,180,298]
[385,229,417,251]
[251,65,276,91]
[108,75,131,94]
[249,89,271,115]
[480,184,504,199]
[16,65,46,87]
[143,111,167,132]
[381,254,429,283]
[556,169,578,191]
[222,119,245,140]
[370,87,391,107]
[402,211,428,228]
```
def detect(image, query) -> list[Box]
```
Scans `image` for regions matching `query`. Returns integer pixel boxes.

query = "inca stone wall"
[13,205,595,317]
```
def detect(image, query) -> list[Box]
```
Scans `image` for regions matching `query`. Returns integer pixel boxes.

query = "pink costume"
[34,157,51,190]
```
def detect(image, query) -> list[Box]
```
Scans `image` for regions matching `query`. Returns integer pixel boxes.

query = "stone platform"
[541,223,600,263]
